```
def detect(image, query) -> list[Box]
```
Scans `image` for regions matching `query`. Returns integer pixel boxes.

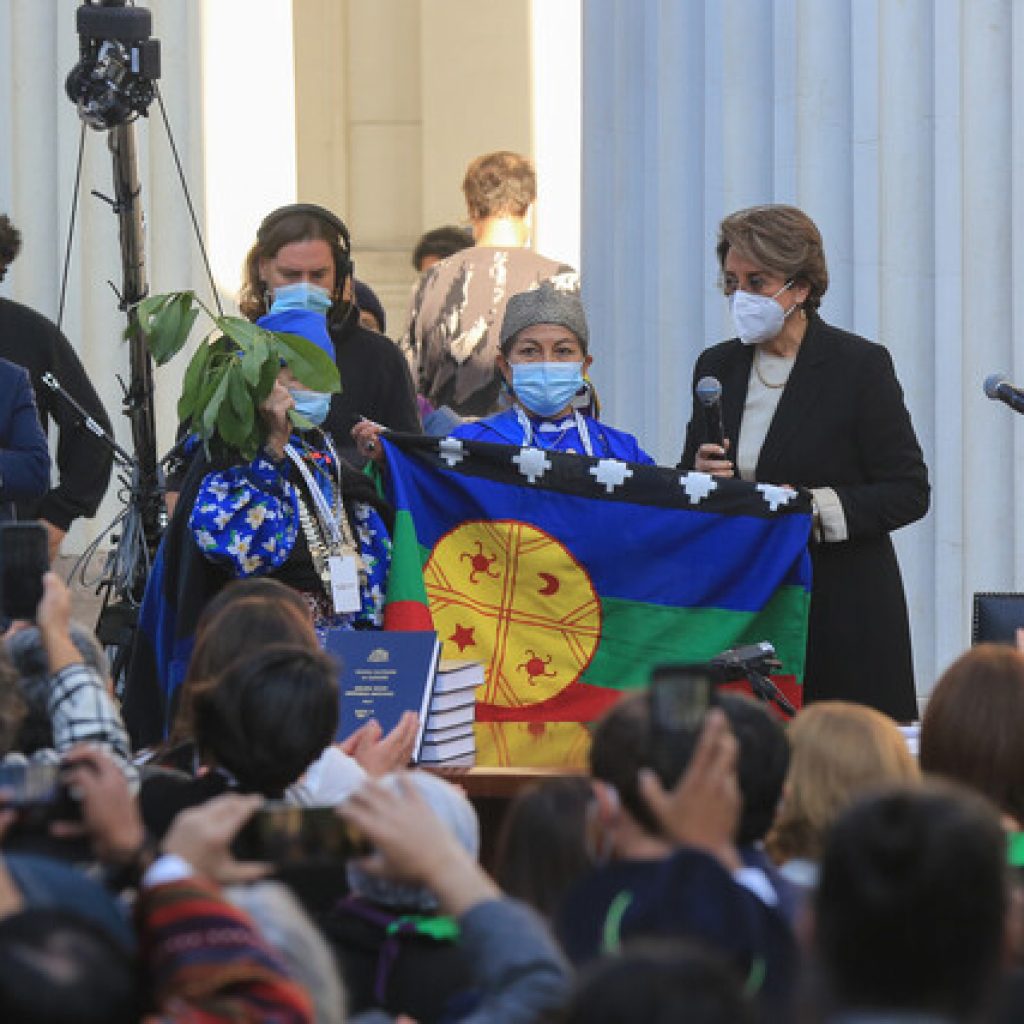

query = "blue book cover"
[323,629,440,758]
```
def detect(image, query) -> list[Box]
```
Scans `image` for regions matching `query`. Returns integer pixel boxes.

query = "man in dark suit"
[680,205,929,721]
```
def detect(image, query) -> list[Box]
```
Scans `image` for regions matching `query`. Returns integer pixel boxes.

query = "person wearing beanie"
[355,283,653,463]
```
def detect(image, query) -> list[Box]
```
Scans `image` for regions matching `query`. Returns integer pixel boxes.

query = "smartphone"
[0,521,49,620]
[648,664,715,788]
[232,804,371,866]
[0,762,62,807]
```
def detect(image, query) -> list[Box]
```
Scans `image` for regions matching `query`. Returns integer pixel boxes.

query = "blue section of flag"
[383,437,812,613]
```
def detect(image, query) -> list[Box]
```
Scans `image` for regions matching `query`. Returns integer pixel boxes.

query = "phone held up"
[648,663,716,789]
[0,521,49,621]
[232,803,371,867]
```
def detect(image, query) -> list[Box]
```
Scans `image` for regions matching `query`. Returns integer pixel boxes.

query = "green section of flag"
[385,509,431,607]
[581,586,810,690]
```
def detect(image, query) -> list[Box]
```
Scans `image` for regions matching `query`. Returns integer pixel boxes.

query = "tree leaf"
[134,293,175,338]
[240,330,270,387]
[200,363,232,435]
[227,367,256,441]
[272,332,341,393]
[256,353,281,405]
[218,367,251,450]
[177,334,214,423]
[218,316,271,354]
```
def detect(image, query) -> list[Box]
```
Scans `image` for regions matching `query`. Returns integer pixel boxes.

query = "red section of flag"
[383,599,434,632]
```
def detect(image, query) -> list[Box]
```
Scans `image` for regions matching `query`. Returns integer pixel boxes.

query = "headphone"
[257,202,353,283]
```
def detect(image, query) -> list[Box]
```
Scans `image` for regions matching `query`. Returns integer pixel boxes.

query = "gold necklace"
[753,348,791,389]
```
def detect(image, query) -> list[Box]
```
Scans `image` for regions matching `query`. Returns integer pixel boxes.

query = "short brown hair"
[920,644,1024,823]
[716,204,829,310]
[462,151,536,221]
[765,701,919,864]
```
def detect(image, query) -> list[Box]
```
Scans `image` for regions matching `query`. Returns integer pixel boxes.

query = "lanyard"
[514,407,595,457]
[284,433,350,550]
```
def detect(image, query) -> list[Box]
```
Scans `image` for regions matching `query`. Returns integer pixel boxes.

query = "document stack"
[417,659,482,767]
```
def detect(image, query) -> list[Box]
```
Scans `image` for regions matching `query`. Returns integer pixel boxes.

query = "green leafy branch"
[135,291,341,461]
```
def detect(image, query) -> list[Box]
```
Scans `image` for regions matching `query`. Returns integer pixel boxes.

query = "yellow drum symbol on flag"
[424,520,602,708]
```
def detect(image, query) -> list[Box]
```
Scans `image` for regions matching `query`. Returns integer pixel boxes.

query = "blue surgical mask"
[289,389,332,426]
[511,362,585,418]
[271,281,333,314]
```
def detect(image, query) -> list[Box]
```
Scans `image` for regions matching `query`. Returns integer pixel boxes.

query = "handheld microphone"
[696,376,725,450]
[984,373,1024,415]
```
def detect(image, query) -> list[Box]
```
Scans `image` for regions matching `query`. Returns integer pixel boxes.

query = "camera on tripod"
[65,0,161,130]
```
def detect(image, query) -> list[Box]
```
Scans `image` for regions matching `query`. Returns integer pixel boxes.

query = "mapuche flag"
[380,433,812,767]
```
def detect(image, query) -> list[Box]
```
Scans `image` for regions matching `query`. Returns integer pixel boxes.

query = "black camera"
[65,1,161,130]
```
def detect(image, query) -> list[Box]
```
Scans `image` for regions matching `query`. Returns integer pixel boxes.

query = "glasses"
[718,272,790,297]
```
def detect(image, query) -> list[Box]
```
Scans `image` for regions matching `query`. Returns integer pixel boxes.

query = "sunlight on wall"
[200,0,296,306]
[530,0,581,270]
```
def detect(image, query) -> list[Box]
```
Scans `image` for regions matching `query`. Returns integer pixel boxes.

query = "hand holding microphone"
[693,376,734,477]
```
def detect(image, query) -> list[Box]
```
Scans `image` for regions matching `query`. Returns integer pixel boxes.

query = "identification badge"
[328,554,361,614]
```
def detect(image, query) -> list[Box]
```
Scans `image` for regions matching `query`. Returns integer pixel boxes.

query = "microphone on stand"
[984,373,1024,415]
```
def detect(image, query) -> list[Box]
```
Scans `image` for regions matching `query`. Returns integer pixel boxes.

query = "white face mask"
[728,281,795,345]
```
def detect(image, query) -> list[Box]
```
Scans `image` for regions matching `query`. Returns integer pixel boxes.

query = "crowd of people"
[1,577,1023,1022]
[3,152,1017,1023]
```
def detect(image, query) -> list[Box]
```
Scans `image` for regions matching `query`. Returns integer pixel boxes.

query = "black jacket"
[0,298,114,530]
[323,310,421,464]
[680,314,929,719]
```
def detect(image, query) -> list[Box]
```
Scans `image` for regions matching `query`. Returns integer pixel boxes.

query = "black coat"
[679,314,929,720]
[0,298,114,530]
[323,311,422,464]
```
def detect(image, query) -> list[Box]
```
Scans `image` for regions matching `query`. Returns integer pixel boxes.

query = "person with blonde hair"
[402,151,579,417]
[765,701,920,890]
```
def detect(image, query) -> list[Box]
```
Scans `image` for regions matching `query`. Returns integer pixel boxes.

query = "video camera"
[65,0,161,130]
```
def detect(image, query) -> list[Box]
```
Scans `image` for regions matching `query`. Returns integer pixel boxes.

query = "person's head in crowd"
[766,701,920,868]
[353,278,386,334]
[813,783,1007,1021]
[497,283,592,421]
[495,775,594,920]
[227,880,346,1024]
[347,770,479,911]
[0,213,21,282]
[587,693,671,850]
[192,644,338,798]
[6,622,110,755]
[170,578,316,744]
[411,224,473,273]
[564,940,754,1024]
[239,202,355,329]
[716,203,829,313]
[920,644,1024,827]
[0,908,140,1024]
[462,150,536,242]
[716,692,789,847]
